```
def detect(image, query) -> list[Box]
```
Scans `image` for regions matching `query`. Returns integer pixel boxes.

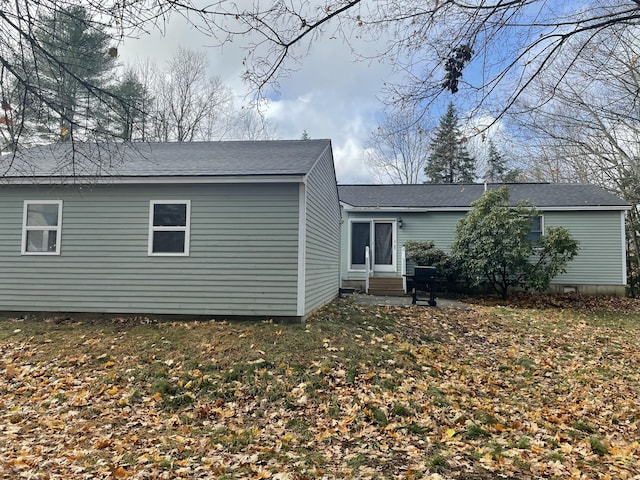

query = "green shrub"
[404,240,459,290]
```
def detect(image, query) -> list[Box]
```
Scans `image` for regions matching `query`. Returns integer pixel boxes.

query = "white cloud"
[119,15,396,184]
[261,89,381,183]
[334,138,375,184]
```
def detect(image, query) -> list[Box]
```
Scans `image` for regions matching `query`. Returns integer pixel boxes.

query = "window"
[21,201,63,255]
[148,201,191,256]
[528,215,543,243]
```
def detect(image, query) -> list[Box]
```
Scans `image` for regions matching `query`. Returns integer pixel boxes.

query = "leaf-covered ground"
[1,295,639,479]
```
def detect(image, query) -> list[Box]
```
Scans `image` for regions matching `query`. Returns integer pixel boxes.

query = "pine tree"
[485,139,506,182]
[425,102,475,183]
[33,6,115,141]
[485,139,522,183]
[111,69,151,141]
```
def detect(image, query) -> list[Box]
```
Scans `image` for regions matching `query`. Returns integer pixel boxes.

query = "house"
[0,140,341,320]
[339,183,631,296]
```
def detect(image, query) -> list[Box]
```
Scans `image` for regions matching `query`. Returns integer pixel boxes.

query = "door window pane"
[351,222,370,266]
[374,223,393,265]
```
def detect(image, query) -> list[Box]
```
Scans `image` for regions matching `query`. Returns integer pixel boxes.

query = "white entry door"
[349,220,396,272]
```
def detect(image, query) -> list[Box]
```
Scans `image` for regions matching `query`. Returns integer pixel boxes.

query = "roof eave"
[2,174,307,185]
[537,205,632,211]
[341,205,631,212]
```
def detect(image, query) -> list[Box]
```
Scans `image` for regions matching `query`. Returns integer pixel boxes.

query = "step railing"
[365,246,370,294]
[401,245,407,293]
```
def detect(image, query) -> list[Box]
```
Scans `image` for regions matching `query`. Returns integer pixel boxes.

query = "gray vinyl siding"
[303,149,341,314]
[396,211,464,254]
[543,210,625,285]
[0,183,301,316]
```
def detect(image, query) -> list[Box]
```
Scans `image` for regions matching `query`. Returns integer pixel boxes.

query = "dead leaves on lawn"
[1,296,640,478]
[467,292,640,314]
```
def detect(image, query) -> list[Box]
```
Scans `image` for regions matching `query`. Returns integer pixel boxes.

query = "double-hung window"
[528,215,543,243]
[148,200,191,256]
[21,200,63,255]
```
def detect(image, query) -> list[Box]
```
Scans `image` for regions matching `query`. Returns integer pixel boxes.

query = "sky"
[119,16,400,184]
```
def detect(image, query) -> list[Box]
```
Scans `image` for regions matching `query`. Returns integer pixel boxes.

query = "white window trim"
[148,200,191,256]
[21,200,63,256]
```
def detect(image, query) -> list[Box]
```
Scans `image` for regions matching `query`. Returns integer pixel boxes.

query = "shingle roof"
[2,140,331,178]
[338,184,629,209]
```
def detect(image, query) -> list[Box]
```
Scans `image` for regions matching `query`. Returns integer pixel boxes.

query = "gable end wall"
[303,147,341,315]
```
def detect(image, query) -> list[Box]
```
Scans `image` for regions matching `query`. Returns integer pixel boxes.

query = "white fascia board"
[537,205,632,212]
[341,205,434,212]
[3,174,306,185]
[342,205,631,213]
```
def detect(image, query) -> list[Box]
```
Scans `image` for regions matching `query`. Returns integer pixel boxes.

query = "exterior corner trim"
[296,182,307,316]
[621,210,627,285]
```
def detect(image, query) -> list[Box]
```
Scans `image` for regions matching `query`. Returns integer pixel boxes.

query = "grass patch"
[571,420,597,434]
[589,436,609,456]
[400,422,432,435]
[427,454,449,473]
[390,402,412,417]
[462,423,491,440]
[516,436,532,449]
[365,405,388,427]
[515,356,535,369]
[427,385,450,407]
[477,411,498,425]
[546,452,564,462]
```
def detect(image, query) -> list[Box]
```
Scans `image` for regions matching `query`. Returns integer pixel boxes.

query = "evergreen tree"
[485,139,522,183]
[485,139,505,182]
[111,69,151,141]
[33,6,115,141]
[425,102,475,183]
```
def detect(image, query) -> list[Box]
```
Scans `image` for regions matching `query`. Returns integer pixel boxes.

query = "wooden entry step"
[368,277,406,296]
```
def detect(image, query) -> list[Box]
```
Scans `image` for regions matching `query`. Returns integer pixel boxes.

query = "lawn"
[1,295,639,479]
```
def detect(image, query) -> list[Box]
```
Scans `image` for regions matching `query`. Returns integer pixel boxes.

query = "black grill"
[408,266,437,306]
